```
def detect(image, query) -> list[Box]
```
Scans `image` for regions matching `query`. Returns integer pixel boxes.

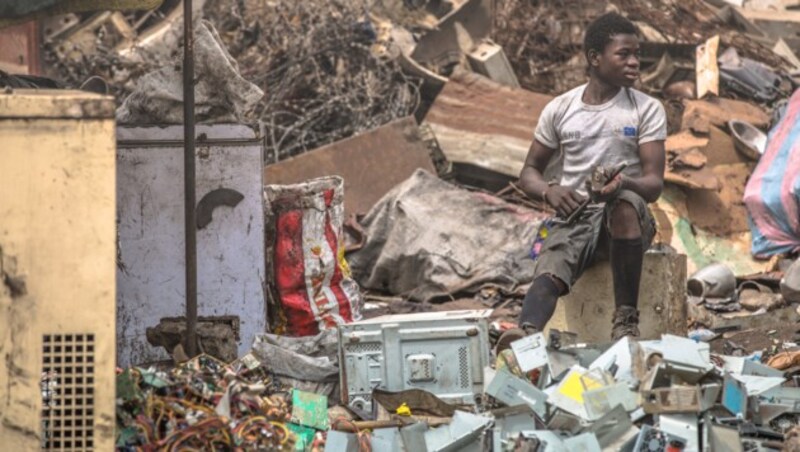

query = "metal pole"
[183,0,198,358]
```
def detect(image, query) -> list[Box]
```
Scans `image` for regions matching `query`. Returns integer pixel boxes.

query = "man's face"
[591,33,640,87]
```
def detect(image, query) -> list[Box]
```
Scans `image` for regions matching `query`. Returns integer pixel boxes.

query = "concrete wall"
[547,251,688,342]
[0,90,117,450]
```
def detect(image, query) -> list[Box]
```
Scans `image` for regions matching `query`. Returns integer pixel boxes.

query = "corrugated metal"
[423,69,552,178]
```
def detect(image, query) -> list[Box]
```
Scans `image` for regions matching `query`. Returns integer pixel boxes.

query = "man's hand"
[592,174,624,203]
[545,185,587,218]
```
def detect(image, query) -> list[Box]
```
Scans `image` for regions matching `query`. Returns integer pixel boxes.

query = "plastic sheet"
[744,88,800,258]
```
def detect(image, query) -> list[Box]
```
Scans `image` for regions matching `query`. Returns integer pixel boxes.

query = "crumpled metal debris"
[688,262,738,305]
[493,0,605,95]
[481,332,800,451]
[250,330,340,399]
[493,0,793,96]
[42,0,420,162]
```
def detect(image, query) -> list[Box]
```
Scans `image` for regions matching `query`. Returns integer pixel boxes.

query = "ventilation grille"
[345,342,381,354]
[41,334,96,451]
[459,347,469,388]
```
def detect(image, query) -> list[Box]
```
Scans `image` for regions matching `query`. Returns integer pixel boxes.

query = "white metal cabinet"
[116,124,265,366]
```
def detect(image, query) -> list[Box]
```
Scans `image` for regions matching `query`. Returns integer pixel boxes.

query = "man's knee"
[542,273,567,296]
[609,200,641,239]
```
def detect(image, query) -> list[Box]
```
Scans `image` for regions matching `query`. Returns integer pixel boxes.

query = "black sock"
[611,237,644,309]
[519,275,561,330]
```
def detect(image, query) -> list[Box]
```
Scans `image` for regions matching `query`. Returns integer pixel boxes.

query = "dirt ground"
[710,323,800,356]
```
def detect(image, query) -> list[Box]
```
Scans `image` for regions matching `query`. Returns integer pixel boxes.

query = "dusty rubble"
[8,0,800,449]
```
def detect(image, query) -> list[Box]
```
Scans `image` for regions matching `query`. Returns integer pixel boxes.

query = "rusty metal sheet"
[686,163,756,235]
[664,166,720,190]
[666,130,709,152]
[423,69,552,178]
[683,98,770,129]
[653,185,772,277]
[703,124,751,166]
[410,0,493,67]
[263,117,436,217]
[0,21,38,74]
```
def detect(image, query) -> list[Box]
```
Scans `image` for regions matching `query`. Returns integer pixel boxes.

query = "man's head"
[583,12,640,87]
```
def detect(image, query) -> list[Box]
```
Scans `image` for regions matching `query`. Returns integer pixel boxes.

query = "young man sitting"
[499,12,667,350]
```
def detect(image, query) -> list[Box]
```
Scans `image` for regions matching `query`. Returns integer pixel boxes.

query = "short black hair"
[583,12,638,61]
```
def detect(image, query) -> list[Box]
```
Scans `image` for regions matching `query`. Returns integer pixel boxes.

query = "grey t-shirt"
[534,84,667,197]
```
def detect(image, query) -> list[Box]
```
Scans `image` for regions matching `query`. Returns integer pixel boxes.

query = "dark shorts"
[532,190,656,293]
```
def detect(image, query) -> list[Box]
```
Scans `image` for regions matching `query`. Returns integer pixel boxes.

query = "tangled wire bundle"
[208,0,422,161]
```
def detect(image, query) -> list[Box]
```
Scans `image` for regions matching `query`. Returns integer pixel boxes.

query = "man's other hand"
[593,174,624,203]
[545,185,587,217]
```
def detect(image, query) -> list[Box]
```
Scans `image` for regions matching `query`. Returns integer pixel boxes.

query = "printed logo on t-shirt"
[623,126,637,137]
[563,130,581,140]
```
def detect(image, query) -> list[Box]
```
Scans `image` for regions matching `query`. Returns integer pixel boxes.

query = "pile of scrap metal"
[202,0,427,161]
[38,0,189,97]
[326,311,800,452]
[35,0,516,162]
[479,330,800,451]
[687,259,800,314]
[114,309,800,450]
[685,258,800,338]
[493,0,798,96]
[38,0,427,161]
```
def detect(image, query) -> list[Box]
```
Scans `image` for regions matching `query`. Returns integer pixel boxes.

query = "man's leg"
[607,195,648,339]
[518,274,566,331]
[496,273,567,354]
[496,213,602,353]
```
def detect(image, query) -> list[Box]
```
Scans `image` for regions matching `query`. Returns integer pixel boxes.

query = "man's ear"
[587,49,600,68]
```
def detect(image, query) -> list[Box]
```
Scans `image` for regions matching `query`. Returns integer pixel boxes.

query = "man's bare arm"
[519,139,557,201]
[620,140,665,203]
[519,139,586,217]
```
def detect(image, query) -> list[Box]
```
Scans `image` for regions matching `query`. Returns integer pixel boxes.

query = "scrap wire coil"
[116,356,293,450]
